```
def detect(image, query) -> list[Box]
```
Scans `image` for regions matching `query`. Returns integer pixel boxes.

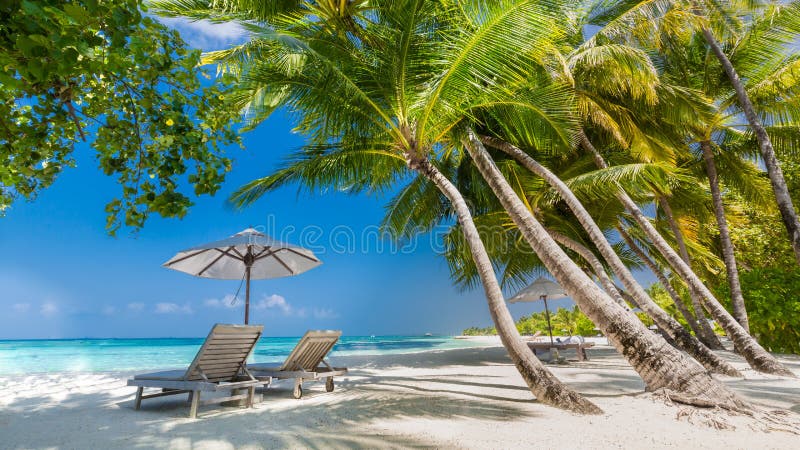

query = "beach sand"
[1,339,799,449]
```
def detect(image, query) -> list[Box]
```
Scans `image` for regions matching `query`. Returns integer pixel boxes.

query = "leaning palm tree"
[223,0,601,413]
[588,0,800,264]
[696,0,800,266]
[562,0,794,375]
[655,4,800,333]
[192,0,751,407]
[475,135,740,376]
[461,5,746,369]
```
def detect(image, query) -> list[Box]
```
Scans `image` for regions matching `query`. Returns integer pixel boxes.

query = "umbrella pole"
[542,295,554,345]
[244,266,251,325]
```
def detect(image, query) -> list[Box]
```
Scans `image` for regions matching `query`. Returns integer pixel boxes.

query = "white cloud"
[102,306,116,316]
[155,302,193,314]
[12,303,30,313]
[254,294,292,315]
[204,294,239,309]
[128,302,145,312]
[40,302,58,317]
[157,17,247,51]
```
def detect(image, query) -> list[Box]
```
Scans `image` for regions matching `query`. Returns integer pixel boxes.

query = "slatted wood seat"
[127,324,265,418]
[248,330,348,399]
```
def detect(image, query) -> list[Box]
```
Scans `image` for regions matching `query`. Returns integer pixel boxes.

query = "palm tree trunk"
[657,196,724,349]
[547,230,628,308]
[580,133,793,376]
[408,156,602,414]
[701,140,749,333]
[616,225,705,338]
[465,129,745,403]
[702,27,800,266]
[482,136,739,376]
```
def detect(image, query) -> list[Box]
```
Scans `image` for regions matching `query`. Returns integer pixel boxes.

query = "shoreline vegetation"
[463,305,601,337]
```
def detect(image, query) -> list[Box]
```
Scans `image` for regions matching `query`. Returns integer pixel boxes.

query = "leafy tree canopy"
[464,306,598,337]
[0,0,240,233]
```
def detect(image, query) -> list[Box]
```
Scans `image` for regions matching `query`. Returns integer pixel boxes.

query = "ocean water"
[0,336,486,375]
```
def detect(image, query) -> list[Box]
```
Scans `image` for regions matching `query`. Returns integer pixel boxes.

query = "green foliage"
[461,326,497,336]
[646,282,690,329]
[715,268,800,354]
[464,306,598,337]
[707,155,800,354]
[0,0,240,233]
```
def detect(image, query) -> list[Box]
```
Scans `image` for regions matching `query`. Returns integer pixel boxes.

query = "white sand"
[1,342,799,449]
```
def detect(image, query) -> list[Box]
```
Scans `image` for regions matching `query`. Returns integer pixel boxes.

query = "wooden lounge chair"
[248,330,348,399]
[127,324,265,418]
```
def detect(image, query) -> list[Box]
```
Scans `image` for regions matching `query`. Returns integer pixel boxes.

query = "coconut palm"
[461,129,743,404]
[220,0,601,413]
[477,136,739,375]
[654,3,800,334]
[535,2,726,346]
[452,4,743,370]
[616,225,710,337]
[655,193,725,346]
[550,0,795,375]
[166,0,753,407]
[587,0,800,263]
[697,1,800,266]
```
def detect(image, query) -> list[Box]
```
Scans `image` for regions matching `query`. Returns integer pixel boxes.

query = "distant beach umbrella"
[508,276,570,345]
[163,228,322,324]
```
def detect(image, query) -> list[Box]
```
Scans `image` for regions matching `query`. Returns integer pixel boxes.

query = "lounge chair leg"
[134,387,143,410]
[189,390,200,419]
[247,386,255,408]
[325,377,334,392]
[293,379,303,399]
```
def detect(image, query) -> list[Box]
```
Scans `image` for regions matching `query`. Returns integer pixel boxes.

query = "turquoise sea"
[0,336,486,375]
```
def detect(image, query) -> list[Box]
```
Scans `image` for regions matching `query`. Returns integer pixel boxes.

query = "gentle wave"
[0,336,486,375]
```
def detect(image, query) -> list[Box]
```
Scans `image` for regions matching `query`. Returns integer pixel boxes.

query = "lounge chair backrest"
[280,330,341,372]
[184,324,263,382]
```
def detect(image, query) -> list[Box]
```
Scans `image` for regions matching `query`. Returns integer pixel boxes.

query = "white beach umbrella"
[163,228,322,324]
[508,276,570,345]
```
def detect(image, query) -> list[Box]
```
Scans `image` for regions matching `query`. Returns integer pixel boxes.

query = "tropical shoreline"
[1,342,798,449]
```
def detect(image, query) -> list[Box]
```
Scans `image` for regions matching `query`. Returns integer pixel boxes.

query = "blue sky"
[0,18,649,339]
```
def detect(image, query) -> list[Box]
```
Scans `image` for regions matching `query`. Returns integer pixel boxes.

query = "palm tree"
[586,0,800,263]
[461,129,743,405]
[616,225,710,338]
[696,1,800,266]
[580,133,792,375]
[219,0,601,413]
[165,0,754,407]
[463,4,747,371]
[654,4,800,333]
[700,141,748,331]
[479,136,739,375]
[561,0,794,375]
[655,194,724,347]
[535,5,727,347]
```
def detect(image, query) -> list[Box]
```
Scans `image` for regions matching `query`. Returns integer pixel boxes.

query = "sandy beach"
[1,339,799,449]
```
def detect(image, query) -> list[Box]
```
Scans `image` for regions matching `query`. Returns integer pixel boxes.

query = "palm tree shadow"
[0,374,540,449]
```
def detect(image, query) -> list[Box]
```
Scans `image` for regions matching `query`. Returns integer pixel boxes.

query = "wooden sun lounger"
[248,330,348,399]
[127,324,265,418]
[528,341,595,361]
